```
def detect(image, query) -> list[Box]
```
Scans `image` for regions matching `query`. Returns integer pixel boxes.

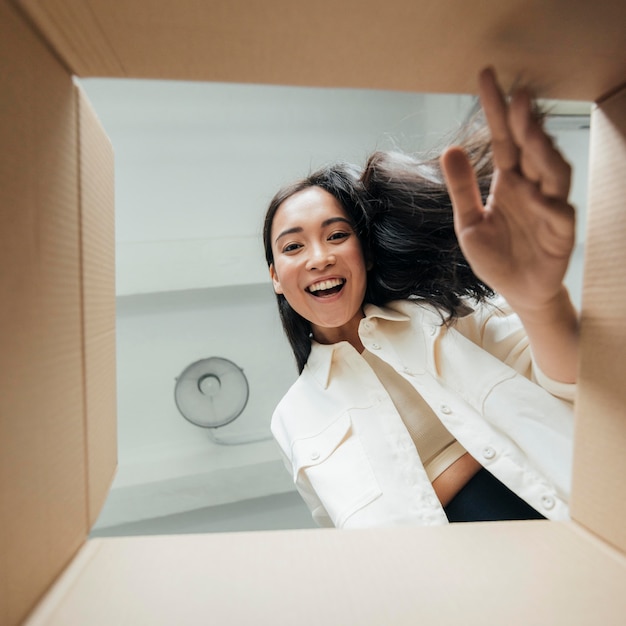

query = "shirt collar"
[305,303,412,389]
[306,341,340,389]
[363,302,413,323]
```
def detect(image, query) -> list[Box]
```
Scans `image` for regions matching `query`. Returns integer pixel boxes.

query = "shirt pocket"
[290,411,382,528]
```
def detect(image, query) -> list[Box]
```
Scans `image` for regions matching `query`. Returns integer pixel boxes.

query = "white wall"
[80,78,589,535]
[95,80,475,294]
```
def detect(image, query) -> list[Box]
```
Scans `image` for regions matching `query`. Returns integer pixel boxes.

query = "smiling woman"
[78,69,587,537]
[263,68,578,528]
[82,74,497,537]
[269,186,368,348]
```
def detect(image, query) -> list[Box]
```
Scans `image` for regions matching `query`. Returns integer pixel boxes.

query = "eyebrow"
[274,216,352,245]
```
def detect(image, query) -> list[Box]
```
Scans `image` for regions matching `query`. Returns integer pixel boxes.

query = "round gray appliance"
[174,357,249,428]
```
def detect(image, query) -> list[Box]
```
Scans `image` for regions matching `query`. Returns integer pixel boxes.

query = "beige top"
[362,349,466,481]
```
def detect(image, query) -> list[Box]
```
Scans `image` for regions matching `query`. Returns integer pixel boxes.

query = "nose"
[306,243,336,271]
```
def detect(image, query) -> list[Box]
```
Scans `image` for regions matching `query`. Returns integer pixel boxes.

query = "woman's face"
[269,186,367,345]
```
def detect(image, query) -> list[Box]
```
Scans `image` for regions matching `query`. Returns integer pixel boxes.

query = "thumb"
[440,147,485,231]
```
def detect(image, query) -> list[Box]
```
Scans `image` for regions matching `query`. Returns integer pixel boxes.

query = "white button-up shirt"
[271,298,575,528]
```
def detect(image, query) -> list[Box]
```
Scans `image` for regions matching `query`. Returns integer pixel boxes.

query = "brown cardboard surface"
[24,523,626,625]
[18,0,626,101]
[573,87,626,553]
[76,86,117,527]
[2,1,626,625]
[0,2,87,625]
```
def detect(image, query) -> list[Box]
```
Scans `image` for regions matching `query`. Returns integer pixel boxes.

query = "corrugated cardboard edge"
[75,83,118,527]
[17,0,125,76]
[0,2,89,625]
[21,541,105,626]
[16,0,626,100]
[572,85,626,554]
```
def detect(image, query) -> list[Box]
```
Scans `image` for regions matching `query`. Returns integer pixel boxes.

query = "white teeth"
[308,278,344,293]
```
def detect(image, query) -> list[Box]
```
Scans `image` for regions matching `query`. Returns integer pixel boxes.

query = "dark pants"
[444,468,546,523]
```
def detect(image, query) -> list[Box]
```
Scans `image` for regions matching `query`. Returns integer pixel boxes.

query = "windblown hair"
[264,115,496,373]
[263,163,370,373]
[362,119,495,315]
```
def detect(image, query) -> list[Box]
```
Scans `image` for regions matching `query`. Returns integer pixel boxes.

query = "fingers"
[480,67,572,201]
[478,67,519,171]
[440,147,485,233]
[509,89,572,200]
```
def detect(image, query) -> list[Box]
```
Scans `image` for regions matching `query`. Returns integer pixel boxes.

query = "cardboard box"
[1,0,625,624]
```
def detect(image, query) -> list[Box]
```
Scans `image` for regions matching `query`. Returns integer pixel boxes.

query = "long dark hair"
[362,122,494,315]
[263,163,370,372]
[264,117,495,373]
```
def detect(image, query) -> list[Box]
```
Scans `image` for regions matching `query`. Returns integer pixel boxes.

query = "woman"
[263,68,578,527]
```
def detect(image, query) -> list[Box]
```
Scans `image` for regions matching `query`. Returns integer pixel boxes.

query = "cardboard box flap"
[573,86,626,553]
[24,523,626,625]
[0,2,85,625]
[18,0,626,101]
[1,5,116,625]
[76,84,117,527]
[3,0,626,625]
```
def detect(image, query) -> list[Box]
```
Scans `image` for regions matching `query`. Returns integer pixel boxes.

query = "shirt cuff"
[532,359,577,403]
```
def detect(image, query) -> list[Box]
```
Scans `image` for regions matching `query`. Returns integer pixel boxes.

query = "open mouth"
[306,278,345,297]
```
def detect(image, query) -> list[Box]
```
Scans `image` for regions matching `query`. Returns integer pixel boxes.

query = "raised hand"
[441,67,575,314]
[441,67,579,383]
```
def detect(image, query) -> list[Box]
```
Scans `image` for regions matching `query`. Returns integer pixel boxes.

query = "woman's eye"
[282,242,302,253]
[328,231,350,242]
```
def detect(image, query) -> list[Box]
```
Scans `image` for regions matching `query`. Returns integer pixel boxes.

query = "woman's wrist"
[510,286,580,383]
[507,286,579,329]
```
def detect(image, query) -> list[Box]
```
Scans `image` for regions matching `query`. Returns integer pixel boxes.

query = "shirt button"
[310,450,320,461]
[429,326,437,336]
[541,495,556,510]
[482,446,496,460]
[440,404,452,414]
[371,343,381,350]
